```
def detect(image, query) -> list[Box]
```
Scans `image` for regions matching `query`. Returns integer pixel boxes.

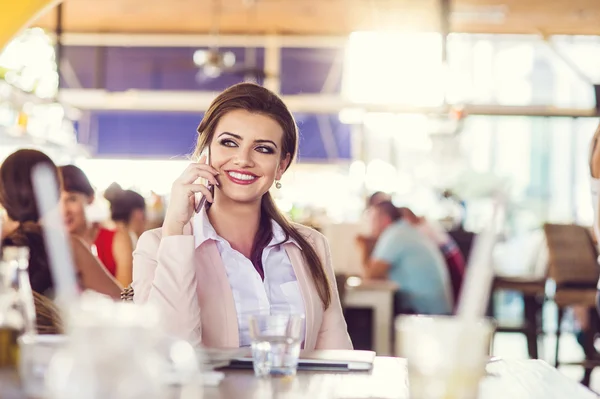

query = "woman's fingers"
[177,165,220,186]
[185,184,214,203]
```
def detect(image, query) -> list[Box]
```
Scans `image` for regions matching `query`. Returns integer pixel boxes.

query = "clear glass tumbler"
[248,314,304,377]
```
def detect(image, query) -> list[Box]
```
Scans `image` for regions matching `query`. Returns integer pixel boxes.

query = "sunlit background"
[2,28,599,232]
[5,0,600,391]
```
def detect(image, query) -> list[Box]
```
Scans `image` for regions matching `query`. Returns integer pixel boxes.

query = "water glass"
[18,334,68,398]
[395,315,494,399]
[45,292,167,399]
[248,314,304,377]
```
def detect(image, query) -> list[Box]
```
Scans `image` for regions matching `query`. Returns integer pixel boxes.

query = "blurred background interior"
[4,0,600,391]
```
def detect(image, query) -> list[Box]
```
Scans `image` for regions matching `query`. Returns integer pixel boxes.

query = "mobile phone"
[194,147,214,213]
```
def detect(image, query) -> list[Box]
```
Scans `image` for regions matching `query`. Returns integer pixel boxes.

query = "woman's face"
[208,109,290,205]
[129,208,147,237]
[60,191,92,235]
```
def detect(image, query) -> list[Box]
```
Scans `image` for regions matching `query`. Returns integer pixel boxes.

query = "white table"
[202,358,598,399]
[344,278,398,356]
[3,357,597,398]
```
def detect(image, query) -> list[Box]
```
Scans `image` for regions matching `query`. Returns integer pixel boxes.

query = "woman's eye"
[219,139,237,147]
[256,146,275,154]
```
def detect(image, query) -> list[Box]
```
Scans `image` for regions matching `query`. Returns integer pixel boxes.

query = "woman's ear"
[276,153,291,180]
[87,195,95,205]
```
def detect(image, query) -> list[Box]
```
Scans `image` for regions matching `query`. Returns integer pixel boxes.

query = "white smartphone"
[194,147,214,213]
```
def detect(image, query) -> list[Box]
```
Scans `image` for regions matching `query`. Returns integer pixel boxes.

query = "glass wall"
[342,32,600,232]
[459,116,598,232]
[2,31,600,232]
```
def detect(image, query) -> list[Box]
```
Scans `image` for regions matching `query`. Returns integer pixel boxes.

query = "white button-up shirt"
[193,209,305,346]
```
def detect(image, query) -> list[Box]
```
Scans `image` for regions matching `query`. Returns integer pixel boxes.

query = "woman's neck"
[114,221,129,232]
[208,196,261,259]
[79,223,100,246]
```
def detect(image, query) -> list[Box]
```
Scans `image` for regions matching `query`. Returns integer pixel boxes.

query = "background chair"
[544,223,600,386]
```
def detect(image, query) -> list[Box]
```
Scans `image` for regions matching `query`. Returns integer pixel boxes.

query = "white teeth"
[228,171,257,181]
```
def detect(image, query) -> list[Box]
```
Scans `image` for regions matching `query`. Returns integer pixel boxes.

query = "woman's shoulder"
[69,234,89,252]
[290,222,328,248]
[135,222,195,254]
[136,227,163,250]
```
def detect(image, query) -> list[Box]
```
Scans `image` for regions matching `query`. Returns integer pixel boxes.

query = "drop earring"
[275,181,282,189]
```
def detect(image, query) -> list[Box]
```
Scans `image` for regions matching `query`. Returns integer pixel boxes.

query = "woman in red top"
[58,165,135,286]
[0,149,121,300]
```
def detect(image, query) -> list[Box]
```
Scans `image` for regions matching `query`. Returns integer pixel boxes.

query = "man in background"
[399,207,466,305]
[361,201,453,315]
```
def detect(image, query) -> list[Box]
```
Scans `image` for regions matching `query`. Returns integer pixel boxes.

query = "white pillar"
[263,36,281,94]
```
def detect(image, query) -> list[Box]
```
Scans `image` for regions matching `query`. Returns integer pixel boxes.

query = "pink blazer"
[132,222,353,350]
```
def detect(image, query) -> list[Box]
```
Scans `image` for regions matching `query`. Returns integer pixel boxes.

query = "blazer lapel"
[285,243,316,350]
[197,240,239,347]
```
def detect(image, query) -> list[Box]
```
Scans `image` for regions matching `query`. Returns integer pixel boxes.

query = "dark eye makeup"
[218,138,275,154]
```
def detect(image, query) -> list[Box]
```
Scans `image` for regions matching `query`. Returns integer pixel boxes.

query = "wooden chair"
[492,277,546,359]
[544,223,600,386]
[491,232,548,360]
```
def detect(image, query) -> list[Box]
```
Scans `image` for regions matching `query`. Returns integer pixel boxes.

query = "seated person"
[103,182,148,286]
[366,191,392,208]
[362,201,453,315]
[0,149,123,308]
[59,165,135,284]
[355,191,394,262]
[131,83,351,349]
[399,207,466,304]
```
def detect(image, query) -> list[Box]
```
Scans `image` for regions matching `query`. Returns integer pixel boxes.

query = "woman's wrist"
[162,222,184,237]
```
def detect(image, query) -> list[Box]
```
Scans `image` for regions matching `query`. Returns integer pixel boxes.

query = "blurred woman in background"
[58,165,136,285]
[103,182,147,285]
[0,149,121,301]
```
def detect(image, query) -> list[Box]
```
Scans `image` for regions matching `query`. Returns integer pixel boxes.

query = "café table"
[204,357,598,399]
[344,278,398,356]
[2,357,598,398]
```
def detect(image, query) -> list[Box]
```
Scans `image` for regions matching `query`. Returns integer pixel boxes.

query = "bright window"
[342,32,444,106]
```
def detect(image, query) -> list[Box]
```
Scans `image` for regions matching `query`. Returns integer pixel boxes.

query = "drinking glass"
[248,314,304,377]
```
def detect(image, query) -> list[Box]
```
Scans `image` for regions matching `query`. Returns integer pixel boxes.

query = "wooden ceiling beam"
[31,0,600,37]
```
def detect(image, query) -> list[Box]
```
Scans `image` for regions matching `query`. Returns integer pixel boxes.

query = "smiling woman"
[132,82,352,350]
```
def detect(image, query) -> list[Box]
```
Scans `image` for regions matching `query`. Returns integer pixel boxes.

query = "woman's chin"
[217,187,268,205]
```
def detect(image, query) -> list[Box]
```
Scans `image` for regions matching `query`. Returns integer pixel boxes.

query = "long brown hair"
[194,82,331,308]
[104,182,146,223]
[58,164,95,197]
[0,149,56,294]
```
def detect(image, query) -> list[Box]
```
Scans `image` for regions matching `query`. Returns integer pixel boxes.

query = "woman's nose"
[232,148,255,167]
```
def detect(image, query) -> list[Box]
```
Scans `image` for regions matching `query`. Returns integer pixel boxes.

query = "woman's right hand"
[162,155,219,236]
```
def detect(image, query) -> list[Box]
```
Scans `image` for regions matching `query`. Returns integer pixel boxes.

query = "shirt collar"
[192,207,220,249]
[192,208,301,250]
